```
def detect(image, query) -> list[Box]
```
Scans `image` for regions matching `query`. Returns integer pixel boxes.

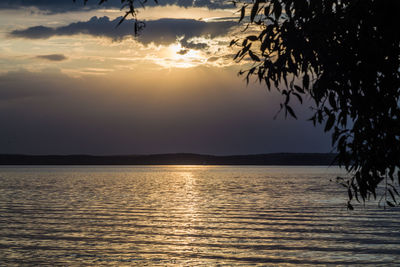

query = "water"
[0,166,399,266]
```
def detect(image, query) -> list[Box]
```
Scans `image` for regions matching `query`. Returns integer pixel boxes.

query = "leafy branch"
[74,0,158,34]
[232,0,400,209]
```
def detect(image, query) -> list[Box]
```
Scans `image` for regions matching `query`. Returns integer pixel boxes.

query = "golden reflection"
[2,166,397,265]
[170,170,200,249]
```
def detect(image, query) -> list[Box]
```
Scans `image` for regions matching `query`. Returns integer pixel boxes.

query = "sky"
[0,0,331,155]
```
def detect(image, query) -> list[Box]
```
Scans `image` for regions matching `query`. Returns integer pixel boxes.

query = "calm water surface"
[0,166,399,266]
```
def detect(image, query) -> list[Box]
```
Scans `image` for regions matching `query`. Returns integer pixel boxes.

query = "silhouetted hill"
[0,153,338,166]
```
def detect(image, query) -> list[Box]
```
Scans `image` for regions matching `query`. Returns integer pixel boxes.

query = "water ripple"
[0,166,399,266]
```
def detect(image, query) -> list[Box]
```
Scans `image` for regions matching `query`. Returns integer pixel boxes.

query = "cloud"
[10,16,235,49]
[207,56,219,62]
[139,18,235,46]
[177,49,189,55]
[0,0,234,13]
[180,39,209,50]
[11,26,54,39]
[36,54,68,61]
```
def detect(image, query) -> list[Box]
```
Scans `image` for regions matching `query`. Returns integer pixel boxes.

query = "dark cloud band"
[10,16,235,49]
[0,0,233,13]
[36,54,68,61]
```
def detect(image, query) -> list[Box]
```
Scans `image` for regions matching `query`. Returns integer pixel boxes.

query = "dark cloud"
[10,16,235,49]
[0,0,233,13]
[177,49,188,55]
[139,18,235,46]
[36,54,68,61]
[207,56,219,62]
[181,39,209,50]
[12,26,54,39]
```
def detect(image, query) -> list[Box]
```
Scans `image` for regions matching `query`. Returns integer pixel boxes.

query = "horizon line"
[0,152,337,157]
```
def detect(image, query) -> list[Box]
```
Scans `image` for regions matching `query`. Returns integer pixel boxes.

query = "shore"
[0,153,338,165]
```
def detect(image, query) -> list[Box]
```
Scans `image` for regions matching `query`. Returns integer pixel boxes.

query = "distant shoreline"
[0,153,338,166]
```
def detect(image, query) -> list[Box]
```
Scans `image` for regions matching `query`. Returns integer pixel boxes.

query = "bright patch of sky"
[0,4,242,75]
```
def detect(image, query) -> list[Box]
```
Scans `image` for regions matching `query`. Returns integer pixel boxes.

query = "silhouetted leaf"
[387,201,395,207]
[348,188,353,201]
[293,92,303,104]
[286,105,297,119]
[325,114,335,132]
[302,74,309,90]
[329,93,337,109]
[239,6,246,23]
[230,39,238,47]
[250,1,259,22]
[388,189,397,204]
[294,85,304,93]
[347,202,354,210]
[398,171,400,185]
[274,2,282,19]
[248,50,260,62]
[246,35,258,41]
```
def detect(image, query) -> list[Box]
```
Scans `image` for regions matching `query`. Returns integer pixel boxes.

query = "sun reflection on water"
[0,166,399,265]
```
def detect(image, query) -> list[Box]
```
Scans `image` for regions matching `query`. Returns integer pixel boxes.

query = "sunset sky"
[0,0,331,155]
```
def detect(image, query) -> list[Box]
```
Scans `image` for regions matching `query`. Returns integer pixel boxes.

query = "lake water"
[0,166,399,266]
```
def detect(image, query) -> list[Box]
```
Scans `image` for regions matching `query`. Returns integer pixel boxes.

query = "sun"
[160,43,206,68]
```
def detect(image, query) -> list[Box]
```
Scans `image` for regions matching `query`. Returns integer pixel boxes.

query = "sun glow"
[157,43,206,68]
